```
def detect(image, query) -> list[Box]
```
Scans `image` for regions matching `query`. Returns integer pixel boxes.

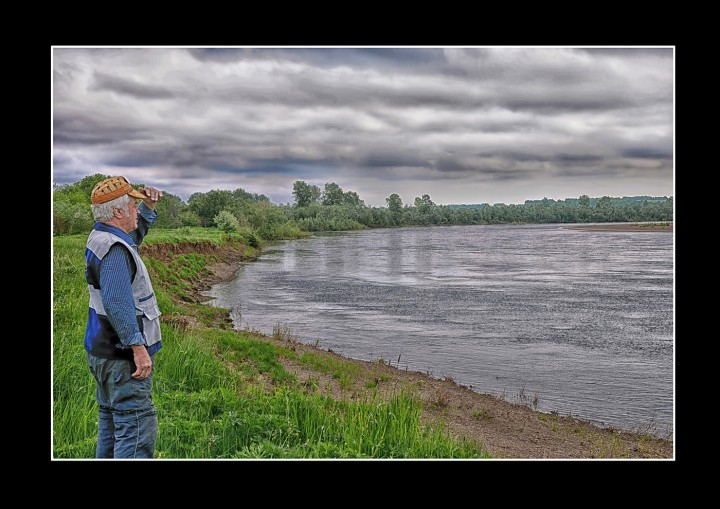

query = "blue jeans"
[86,352,158,459]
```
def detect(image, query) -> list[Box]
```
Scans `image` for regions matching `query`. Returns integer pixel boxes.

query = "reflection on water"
[204,223,674,436]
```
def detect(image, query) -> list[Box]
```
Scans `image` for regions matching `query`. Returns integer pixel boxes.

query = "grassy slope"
[52,228,488,459]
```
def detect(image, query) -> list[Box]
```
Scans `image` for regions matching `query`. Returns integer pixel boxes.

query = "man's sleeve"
[99,244,146,347]
[131,202,158,246]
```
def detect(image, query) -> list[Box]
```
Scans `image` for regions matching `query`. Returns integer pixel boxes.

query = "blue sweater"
[90,203,162,356]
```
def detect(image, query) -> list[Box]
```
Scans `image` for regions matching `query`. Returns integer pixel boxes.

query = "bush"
[247,231,260,248]
[53,201,94,235]
[179,209,202,227]
[213,209,239,233]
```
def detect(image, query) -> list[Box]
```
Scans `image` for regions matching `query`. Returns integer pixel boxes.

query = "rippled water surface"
[205,224,674,435]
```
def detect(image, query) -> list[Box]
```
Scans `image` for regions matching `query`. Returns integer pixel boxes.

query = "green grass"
[298,351,362,390]
[142,226,251,246]
[52,232,489,459]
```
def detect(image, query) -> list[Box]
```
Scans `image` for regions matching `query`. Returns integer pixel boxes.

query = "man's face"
[118,199,140,233]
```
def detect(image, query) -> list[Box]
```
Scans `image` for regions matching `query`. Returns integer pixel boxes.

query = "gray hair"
[91,193,132,222]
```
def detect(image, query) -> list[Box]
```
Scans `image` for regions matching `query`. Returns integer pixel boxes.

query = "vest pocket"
[137,294,161,320]
[136,294,162,346]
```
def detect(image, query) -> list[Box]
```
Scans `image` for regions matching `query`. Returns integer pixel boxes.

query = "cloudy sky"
[52,47,674,207]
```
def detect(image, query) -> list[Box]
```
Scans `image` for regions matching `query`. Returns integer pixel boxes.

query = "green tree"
[322,182,345,206]
[52,201,94,235]
[343,190,364,207]
[188,190,236,226]
[53,173,109,206]
[414,194,435,211]
[179,209,201,227]
[386,193,403,224]
[213,209,239,233]
[52,174,110,234]
[154,192,187,229]
[576,194,591,222]
[292,180,322,207]
[596,196,612,209]
[233,188,270,203]
[247,201,291,239]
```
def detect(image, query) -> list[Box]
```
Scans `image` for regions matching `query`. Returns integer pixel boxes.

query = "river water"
[204,223,674,436]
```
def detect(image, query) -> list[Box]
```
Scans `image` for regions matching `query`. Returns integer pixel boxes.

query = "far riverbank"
[564,222,673,233]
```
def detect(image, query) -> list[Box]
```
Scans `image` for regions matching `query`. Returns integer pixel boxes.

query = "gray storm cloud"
[52,46,673,206]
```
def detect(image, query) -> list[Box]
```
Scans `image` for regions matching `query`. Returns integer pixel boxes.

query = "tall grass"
[141,226,252,246]
[52,232,489,459]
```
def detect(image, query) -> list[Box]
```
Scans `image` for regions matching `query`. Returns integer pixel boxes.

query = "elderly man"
[84,176,164,458]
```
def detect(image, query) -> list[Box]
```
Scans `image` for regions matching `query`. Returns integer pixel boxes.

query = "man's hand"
[139,187,163,210]
[131,345,153,380]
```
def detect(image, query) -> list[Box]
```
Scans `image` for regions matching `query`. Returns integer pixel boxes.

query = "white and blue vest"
[84,229,162,360]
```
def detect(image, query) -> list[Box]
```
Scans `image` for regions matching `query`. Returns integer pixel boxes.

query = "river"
[204,223,674,436]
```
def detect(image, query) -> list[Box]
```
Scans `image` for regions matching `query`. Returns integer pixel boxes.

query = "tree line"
[53,174,673,237]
